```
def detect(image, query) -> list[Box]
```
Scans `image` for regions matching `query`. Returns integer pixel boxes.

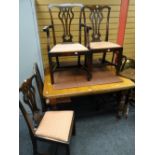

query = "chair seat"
[90,41,121,50]
[50,43,88,53]
[35,111,74,143]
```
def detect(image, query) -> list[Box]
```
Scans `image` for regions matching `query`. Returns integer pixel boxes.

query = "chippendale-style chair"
[43,3,92,84]
[19,75,75,155]
[81,5,123,74]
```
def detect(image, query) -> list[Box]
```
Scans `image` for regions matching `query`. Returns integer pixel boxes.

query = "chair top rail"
[82,5,111,10]
[48,3,84,9]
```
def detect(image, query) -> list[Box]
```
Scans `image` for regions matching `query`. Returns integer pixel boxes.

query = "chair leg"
[116,48,123,75]
[56,56,60,68]
[48,56,54,84]
[66,144,70,155]
[72,121,76,136]
[85,52,92,81]
[49,63,54,84]
[32,140,37,155]
[102,52,106,64]
[78,55,81,66]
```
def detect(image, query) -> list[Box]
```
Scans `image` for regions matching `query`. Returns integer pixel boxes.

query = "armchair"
[43,3,92,84]
[81,5,123,74]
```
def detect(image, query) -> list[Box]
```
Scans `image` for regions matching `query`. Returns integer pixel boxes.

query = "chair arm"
[80,24,92,48]
[120,55,128,71]
[42,25,52,32]
[80,23,92,31]
[42,25,53,51]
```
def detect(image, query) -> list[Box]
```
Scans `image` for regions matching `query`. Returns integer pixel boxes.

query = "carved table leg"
[116,91,125,119]
[116,89,131,119]
[123,90,131,119]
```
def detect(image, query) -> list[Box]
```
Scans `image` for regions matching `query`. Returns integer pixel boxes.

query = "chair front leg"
[32,140,38,155]
[72,120,76,136]
[85,52,92,81]
[78,55,81,66]
[116,48,123,75]
[48,55,54,84]
[56,56,60,68]
[65,144,70,155]
[102,51,107,64]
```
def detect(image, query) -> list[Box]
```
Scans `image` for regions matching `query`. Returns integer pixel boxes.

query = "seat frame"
[81,5,123,74]
[43,3,92,84]
[19,75,75,155]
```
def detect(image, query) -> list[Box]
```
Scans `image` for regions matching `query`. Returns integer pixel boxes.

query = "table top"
[43,69,135,99]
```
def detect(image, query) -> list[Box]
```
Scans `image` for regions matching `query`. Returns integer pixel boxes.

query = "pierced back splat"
[90,7,103,41]
[83,5,111,42]
[19,75,42,127]
[58,7,74,42]
[49,3,83,43]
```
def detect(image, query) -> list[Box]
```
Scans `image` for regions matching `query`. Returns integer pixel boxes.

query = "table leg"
[116,89,130,119]
[116,91,125,119]
[123,89,131,119]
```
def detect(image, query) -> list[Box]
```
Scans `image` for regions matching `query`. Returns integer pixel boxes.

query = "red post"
[115,0,129,63]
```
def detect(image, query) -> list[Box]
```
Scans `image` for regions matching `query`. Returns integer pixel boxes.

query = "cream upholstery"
[35,111,74,143]
[50,43,88,53]
[90,41,121,50]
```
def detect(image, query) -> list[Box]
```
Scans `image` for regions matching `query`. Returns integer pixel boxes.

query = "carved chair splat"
[43,3,92,84]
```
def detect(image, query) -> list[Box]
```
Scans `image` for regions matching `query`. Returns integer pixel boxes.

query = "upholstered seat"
[43,4,92,84]
[35,111,74,143]
[50,43,88,53]
[90,41,121,50]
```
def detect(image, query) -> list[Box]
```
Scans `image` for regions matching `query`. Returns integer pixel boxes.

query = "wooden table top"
[43,69,135,99]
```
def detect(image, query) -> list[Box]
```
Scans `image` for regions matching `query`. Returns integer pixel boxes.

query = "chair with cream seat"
[19,75,75,155]
[43,3,92,84]
[81,5,123,74]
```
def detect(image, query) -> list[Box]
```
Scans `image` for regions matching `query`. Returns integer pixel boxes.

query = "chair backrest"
[33,63,46,112]
[81,5,111,42]
[19,75,42,141]
[48,3,84,44]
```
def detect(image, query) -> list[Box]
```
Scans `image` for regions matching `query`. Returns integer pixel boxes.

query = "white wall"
[19,0,44,112]
[19,0,44,85]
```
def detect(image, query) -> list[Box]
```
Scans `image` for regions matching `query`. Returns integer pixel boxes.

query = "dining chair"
[19,75,75,155]
[43,3,92,84]
[81,5,123,74]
